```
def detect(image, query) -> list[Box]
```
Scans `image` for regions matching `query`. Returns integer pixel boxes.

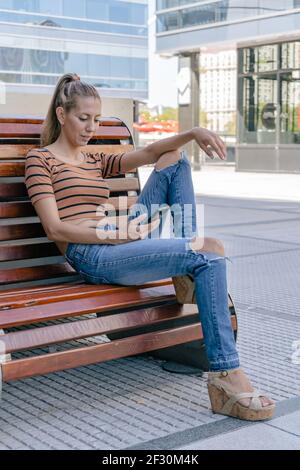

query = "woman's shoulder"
[25,148,54,169]
[26,147,49,156]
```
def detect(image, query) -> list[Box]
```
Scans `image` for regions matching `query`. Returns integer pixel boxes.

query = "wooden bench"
[0,116,237,383]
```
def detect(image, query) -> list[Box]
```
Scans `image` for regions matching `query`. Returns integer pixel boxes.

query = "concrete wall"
[236,145,300,173]
[0,86,134,134]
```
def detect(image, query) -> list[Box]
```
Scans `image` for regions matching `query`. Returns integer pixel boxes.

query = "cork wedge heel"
[172,274,196,304]
[207,370,275,421]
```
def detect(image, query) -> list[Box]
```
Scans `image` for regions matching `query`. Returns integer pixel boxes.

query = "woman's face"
[58,96,102,146]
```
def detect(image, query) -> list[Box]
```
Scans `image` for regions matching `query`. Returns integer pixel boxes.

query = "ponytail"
[41,73,101,147]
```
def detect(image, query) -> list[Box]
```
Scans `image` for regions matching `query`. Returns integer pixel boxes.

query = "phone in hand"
[139,204,169,225]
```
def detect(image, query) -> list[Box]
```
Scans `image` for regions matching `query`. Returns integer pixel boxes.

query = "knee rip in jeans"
[187,243,232,265]
[154,150,187,173]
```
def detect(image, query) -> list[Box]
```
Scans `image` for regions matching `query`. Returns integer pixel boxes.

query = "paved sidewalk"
[0,165,299,450]
[139,164,300,202]
[176,401,300,450]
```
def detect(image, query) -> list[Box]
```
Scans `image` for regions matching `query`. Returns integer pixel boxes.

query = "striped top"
[25,148,125,221]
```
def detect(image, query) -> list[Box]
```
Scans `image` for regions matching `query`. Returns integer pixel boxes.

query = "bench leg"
[0,329,11,399]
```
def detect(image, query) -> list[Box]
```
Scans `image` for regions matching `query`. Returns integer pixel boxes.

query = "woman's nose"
[86,122,95,132]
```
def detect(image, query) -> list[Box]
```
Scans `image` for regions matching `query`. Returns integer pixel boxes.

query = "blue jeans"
[65,151,239,371]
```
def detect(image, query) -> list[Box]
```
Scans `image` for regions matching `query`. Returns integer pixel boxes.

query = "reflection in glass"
[156,0,298,33]
[0,0,147,24]
[281,42,300,69]
[241,76,257,143]
[280,72,300,143]
[257,45,277,72]
[240,40,300,145]
[257,75,277,143]
[242,47,257,74]
[0,10,147,36]
[0,46,147,88]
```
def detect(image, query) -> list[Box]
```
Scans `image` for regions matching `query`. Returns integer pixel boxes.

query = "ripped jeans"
[65,151,239,371]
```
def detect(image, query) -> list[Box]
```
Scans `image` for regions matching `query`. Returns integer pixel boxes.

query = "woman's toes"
[261,396,275,407]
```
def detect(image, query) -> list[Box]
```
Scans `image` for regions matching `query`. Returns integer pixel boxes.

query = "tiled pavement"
[0,168,300,450]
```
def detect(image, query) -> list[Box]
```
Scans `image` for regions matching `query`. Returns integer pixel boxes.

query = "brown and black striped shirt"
[25,148,125,221]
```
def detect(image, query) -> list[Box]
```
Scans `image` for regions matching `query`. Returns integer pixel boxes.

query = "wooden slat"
[1,323,204,381]
[0,123,130,139]
[0,177,139,199]
[0,222,46,241]
[0,279,84,297]
[0,197,137,218]
[2,303,201,353]
[0,279,173,308]
[0,182,27,198]
[0,143,134,161]
[0,201,36,218]
[0,242,59,262]
[0,116,124,126]
[0,263,76,286]
[0,285,176,328]
[0,162,25,176]
[0,116,44,124]
[2,308,237,355]
[0,123,42,138]
[0,144,35,160]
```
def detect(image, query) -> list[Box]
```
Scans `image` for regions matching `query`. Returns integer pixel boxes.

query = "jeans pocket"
[79,269,110,285]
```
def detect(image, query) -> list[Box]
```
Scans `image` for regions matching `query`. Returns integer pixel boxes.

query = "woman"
[25,73,275,421]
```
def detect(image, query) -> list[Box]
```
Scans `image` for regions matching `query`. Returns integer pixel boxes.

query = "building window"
[280,71,300,144]
[239,41,300,145]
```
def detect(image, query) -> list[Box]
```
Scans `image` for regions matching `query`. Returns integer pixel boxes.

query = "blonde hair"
[41,73,101,147]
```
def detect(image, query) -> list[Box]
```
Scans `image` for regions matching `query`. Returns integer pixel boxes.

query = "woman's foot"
[207,368,275,421]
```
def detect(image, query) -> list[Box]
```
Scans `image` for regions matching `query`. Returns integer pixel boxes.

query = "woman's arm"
[34,197,159,245]
[121,127,226,173]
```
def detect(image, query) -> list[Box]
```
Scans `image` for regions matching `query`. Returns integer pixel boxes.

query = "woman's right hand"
[127,213,160,241]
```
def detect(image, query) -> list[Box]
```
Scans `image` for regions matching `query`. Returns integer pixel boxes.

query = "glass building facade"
[0,0,148,99]
[156,0,300,33]
[239,40,300,145]
[156,0,300,171]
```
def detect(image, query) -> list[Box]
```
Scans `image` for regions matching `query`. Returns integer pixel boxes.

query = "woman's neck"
[48,137,83,161]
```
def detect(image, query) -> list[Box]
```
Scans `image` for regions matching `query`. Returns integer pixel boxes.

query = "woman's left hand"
[192,127,227,160]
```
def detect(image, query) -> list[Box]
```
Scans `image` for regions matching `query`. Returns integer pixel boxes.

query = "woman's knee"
[155,150,181,171]
[189,236,225,256]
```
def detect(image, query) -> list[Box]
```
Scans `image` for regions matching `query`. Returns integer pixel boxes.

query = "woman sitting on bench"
[25,73,275,422]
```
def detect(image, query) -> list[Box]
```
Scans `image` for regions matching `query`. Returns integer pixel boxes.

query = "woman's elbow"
[46,224,61,241]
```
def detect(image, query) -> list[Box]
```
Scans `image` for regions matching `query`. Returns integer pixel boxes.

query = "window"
[280,72,300,143]
[239,41,300,144]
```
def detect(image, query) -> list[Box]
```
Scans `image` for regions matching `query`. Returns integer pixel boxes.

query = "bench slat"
[2,303,200,353]
[0,279,173,308]
[0,196,138,218]
[0,242,59,262]
[0,143,134,162]
[0,201,36,217]
[0,285,176,328]
[0,116,124,126]
[0,222,46,241]
[0,263,76,285]
[0,177,139,198]
[0,123,131,139]
[1,323,203,381]
[0,279,84,297]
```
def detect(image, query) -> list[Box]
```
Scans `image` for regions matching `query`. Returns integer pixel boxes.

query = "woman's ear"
[56,107,65,126]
